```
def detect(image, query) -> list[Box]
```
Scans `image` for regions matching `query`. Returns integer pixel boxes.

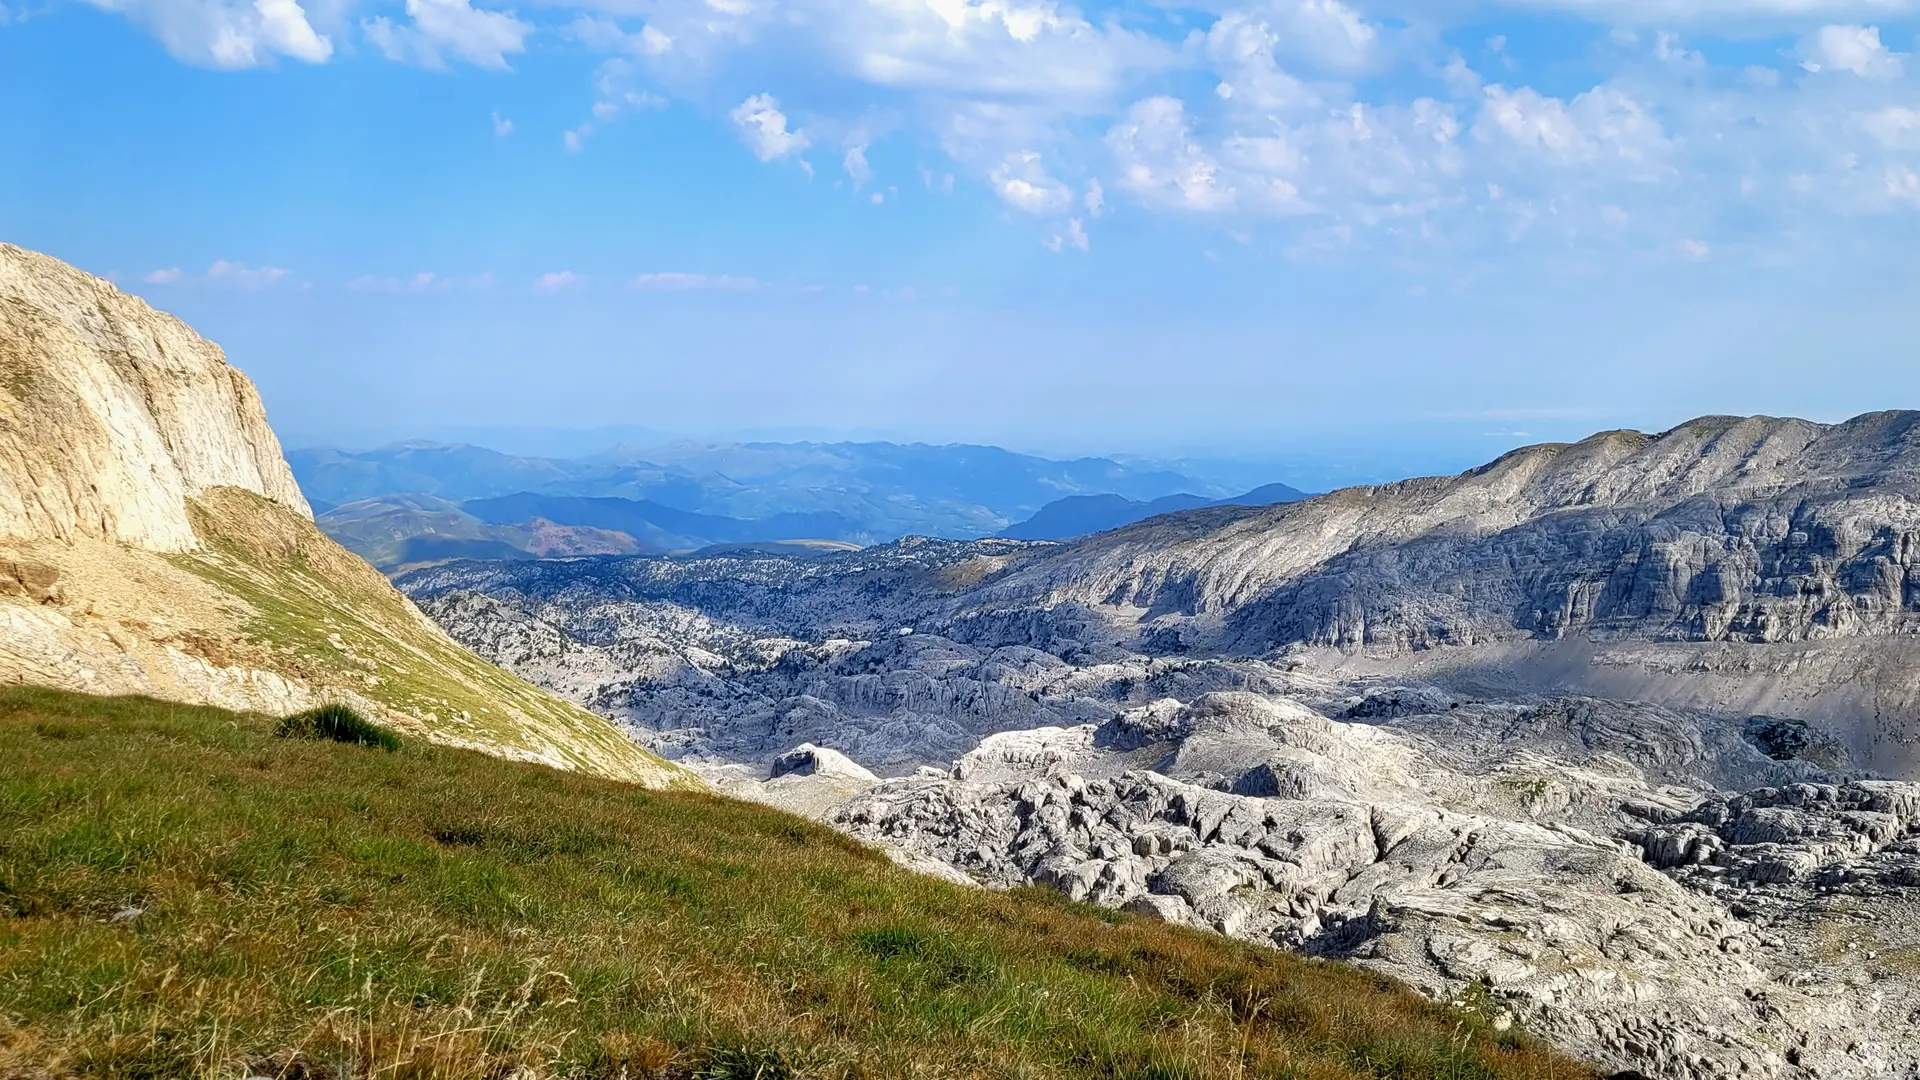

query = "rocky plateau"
[402,412,1920,1079]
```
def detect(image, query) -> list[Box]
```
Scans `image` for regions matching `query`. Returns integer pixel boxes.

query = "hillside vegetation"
[170,488,682,786]
[0,686,1590,1080]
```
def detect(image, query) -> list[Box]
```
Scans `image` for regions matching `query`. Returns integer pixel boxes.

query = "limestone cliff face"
[0,243,309,552]
[971,413,1920,652]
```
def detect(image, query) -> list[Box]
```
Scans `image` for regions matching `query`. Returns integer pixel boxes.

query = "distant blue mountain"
[288,439,1223,541]
[1213,482,1312,507]
[463,494,868,548]
[999,482,1310,541]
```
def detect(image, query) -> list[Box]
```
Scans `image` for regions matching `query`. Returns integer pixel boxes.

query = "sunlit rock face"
[0,243,309,552]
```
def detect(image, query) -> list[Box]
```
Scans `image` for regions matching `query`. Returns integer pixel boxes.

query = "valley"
[398,413,1920,1080]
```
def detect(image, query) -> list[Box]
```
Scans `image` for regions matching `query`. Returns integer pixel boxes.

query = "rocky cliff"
[0,243,685,787]
[0,244,309,552]
[970,413,1920,650]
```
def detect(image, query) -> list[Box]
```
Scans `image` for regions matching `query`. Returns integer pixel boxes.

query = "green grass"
[277,704,403,752]
[0,686,1592,1080]
[169,488,685,787]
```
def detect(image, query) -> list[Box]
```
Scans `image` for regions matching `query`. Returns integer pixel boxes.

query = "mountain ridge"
[999,482,1311,541]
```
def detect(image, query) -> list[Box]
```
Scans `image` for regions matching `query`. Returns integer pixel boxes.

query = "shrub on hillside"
[276,703,401,750]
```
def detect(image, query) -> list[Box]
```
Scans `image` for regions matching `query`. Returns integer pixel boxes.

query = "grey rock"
[771,743,880,783]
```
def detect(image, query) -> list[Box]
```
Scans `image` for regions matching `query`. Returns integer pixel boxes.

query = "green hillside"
[0,686,1590,1080]
[174,488,683,787]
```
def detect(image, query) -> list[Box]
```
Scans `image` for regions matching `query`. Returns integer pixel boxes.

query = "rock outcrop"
[831,694,1920,1080]
[0,243,308,551]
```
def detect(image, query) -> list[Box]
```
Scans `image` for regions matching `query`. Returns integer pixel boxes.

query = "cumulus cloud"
[1493,0,1920,23]
[1798,24,1904,78]
[363,0,530,70]
[730,93,811,163]
[492,110,513,137]
[1474,84,1668,165]
[205,259,290,287]
[533,271,582,292]
[989,150,1071,213]
[82,0,331,68]
[142,267,183,284]
[1106,97,1233,211]
[89,0,1920,260]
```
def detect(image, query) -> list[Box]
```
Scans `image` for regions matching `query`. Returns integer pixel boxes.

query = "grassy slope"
[174,488,683,788]
[0,687,1591,1080]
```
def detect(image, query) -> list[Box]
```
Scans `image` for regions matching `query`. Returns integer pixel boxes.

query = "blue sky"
[8,0,1920,482]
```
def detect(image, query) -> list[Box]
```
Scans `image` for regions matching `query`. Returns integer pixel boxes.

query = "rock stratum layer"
[0,243,684,787]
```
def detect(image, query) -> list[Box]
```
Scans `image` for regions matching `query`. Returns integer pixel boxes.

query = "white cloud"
[205,259,289,287]
[844,143,873,188]
[565,58,668,150]
[1679,238,1711,258]
[832,0,1178,99]
[628,272,763,289]
[1474,84,1668,165]
[1044,217,1090,252]
[142,267,183,284]
[533,271,582,292]
[1276,0,1379,72]
[989,150,1071,213]
[345,271,492,291]
[1798,24,1904,78]
[1887,166,1920,206]
[1207,14,1313,114]
[1490,0,1920,23]
[730,93,811,162]
[82,0,331,68]
[1107,97,1233,211]
[492,110,514,137]
[363,0,530,70]
[1862,105,1920,146]
[90,0,1920,261]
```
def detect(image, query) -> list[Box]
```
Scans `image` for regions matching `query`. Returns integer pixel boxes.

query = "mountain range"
[401,408,1920,1080]
[289,439,1259,541]
[292,438,1312,570]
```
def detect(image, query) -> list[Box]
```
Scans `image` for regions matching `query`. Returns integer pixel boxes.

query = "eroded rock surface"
[831,694,1920,1080]
[398,415,1920,1076]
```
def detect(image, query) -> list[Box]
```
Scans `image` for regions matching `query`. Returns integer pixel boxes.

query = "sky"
[8,0,1920,483]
